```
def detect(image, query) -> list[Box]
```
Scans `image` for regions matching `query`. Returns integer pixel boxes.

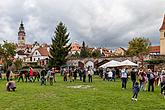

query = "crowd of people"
[1,65,165,100]
[97,67,165,100]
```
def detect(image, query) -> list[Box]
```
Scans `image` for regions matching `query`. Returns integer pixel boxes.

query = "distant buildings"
[12,15,165,66]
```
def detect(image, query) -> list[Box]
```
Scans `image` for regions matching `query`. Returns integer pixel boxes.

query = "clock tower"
[18,21,25,46]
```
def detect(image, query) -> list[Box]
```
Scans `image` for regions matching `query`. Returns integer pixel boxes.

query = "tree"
[127,37,151,68]
[14,58,23,71]
[91,50,102,58]
[49,22,71,68]
[0,41,16,71]
[80,41,89,58]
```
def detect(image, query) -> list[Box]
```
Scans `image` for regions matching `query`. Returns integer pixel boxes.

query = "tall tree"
[0,41,16,71]
[49,22,71,68]
[127,37,151,68]
[80,41,89,58]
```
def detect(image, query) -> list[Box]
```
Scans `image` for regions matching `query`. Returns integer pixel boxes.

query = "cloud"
[0,0,165,49]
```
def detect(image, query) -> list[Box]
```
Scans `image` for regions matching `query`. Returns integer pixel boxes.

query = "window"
[164,32,165,37]
[34,58,35,61]
[36,52,37,55]
[38,58,40,60]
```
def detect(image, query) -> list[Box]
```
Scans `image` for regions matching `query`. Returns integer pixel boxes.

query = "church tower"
[160,15,165,55]
[18,21,25,46]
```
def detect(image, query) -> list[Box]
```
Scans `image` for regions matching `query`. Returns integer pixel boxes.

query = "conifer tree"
[49,22,71,68]
[80,41,89,58]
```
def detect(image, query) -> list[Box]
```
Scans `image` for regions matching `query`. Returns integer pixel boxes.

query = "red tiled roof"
[160,15,165,31]
[37,47,49,56]
[149,46,160,53]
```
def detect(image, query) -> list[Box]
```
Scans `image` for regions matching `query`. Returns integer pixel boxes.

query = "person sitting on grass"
[132,82,140,101]
[6,80,16,91]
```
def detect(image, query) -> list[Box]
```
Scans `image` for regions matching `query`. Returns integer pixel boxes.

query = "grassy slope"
[0,75,165,110]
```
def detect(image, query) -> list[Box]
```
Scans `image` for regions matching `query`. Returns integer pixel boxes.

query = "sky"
[0,0,165,49]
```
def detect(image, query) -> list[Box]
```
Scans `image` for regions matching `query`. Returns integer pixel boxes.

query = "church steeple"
[18,21,25,46]
[160,15,165,31]
[160,15,165,55]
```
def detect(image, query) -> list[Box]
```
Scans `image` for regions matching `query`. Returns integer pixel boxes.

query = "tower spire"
[160,14,165,31]
[18,20,26,46]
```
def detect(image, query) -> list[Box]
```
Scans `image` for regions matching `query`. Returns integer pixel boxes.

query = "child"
[6,80,16,91]
[132,82,140,101]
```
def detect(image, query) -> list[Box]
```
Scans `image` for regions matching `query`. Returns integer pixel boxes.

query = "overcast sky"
[0,0,165,49]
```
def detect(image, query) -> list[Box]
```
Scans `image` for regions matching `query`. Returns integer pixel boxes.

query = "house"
[149,46,160,55]
[31,47,49,62]
[101,48,112,57]
[114,47,126,56]
[70,41,81,54]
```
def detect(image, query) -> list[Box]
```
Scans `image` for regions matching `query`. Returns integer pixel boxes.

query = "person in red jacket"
[29,67,33,82]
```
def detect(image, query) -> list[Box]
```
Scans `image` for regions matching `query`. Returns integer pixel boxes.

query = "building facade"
[160,15,165,55]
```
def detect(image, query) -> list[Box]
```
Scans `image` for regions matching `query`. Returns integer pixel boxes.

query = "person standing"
[88,67,94,83]
[147,69,155,92]
[112,68,116,82]
[131,68,137,88]
[63,68,68,81]
[83,68,87,82]
[6,68,11,82]
[40,68,47,85]
[29,67,33,82]
[121,68,128,89]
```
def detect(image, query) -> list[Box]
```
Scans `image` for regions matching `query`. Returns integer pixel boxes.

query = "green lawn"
[0,75,165,110]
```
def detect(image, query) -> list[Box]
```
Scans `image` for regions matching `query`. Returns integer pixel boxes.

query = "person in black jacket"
[131,68,137,88]
[40,68,47,85]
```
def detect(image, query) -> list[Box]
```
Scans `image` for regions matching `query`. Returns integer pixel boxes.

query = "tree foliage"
[49,22,71,68]
[127,37,151,67]
[14,58,23,70]
[0,41,16,71]
[91,50,102,58]
[80,41,89,58]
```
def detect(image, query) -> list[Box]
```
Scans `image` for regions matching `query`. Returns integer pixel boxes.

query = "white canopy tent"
[120,60,138,66]
[100,60,121,68]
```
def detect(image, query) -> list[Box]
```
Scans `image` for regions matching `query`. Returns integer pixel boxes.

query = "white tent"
[120,60,138,66]
[100,60,121,68]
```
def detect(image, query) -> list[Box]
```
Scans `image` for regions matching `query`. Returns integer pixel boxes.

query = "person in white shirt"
[107,69,113,81]
[121,68,128,89]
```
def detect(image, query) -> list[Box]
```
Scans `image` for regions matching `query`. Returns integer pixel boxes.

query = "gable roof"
[149,46,160,53]
[160,15,165,31]
[36,47,49,56]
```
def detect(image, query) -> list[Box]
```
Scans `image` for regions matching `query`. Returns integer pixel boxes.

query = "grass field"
[0,75,165,110]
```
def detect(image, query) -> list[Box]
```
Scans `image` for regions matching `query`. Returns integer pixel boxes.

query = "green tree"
[127,37,151,68]
[49,22,71,68]
[80,41,89,58]
[0,41,16,71]
[14,58,23,70]
[91,50,102,58]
